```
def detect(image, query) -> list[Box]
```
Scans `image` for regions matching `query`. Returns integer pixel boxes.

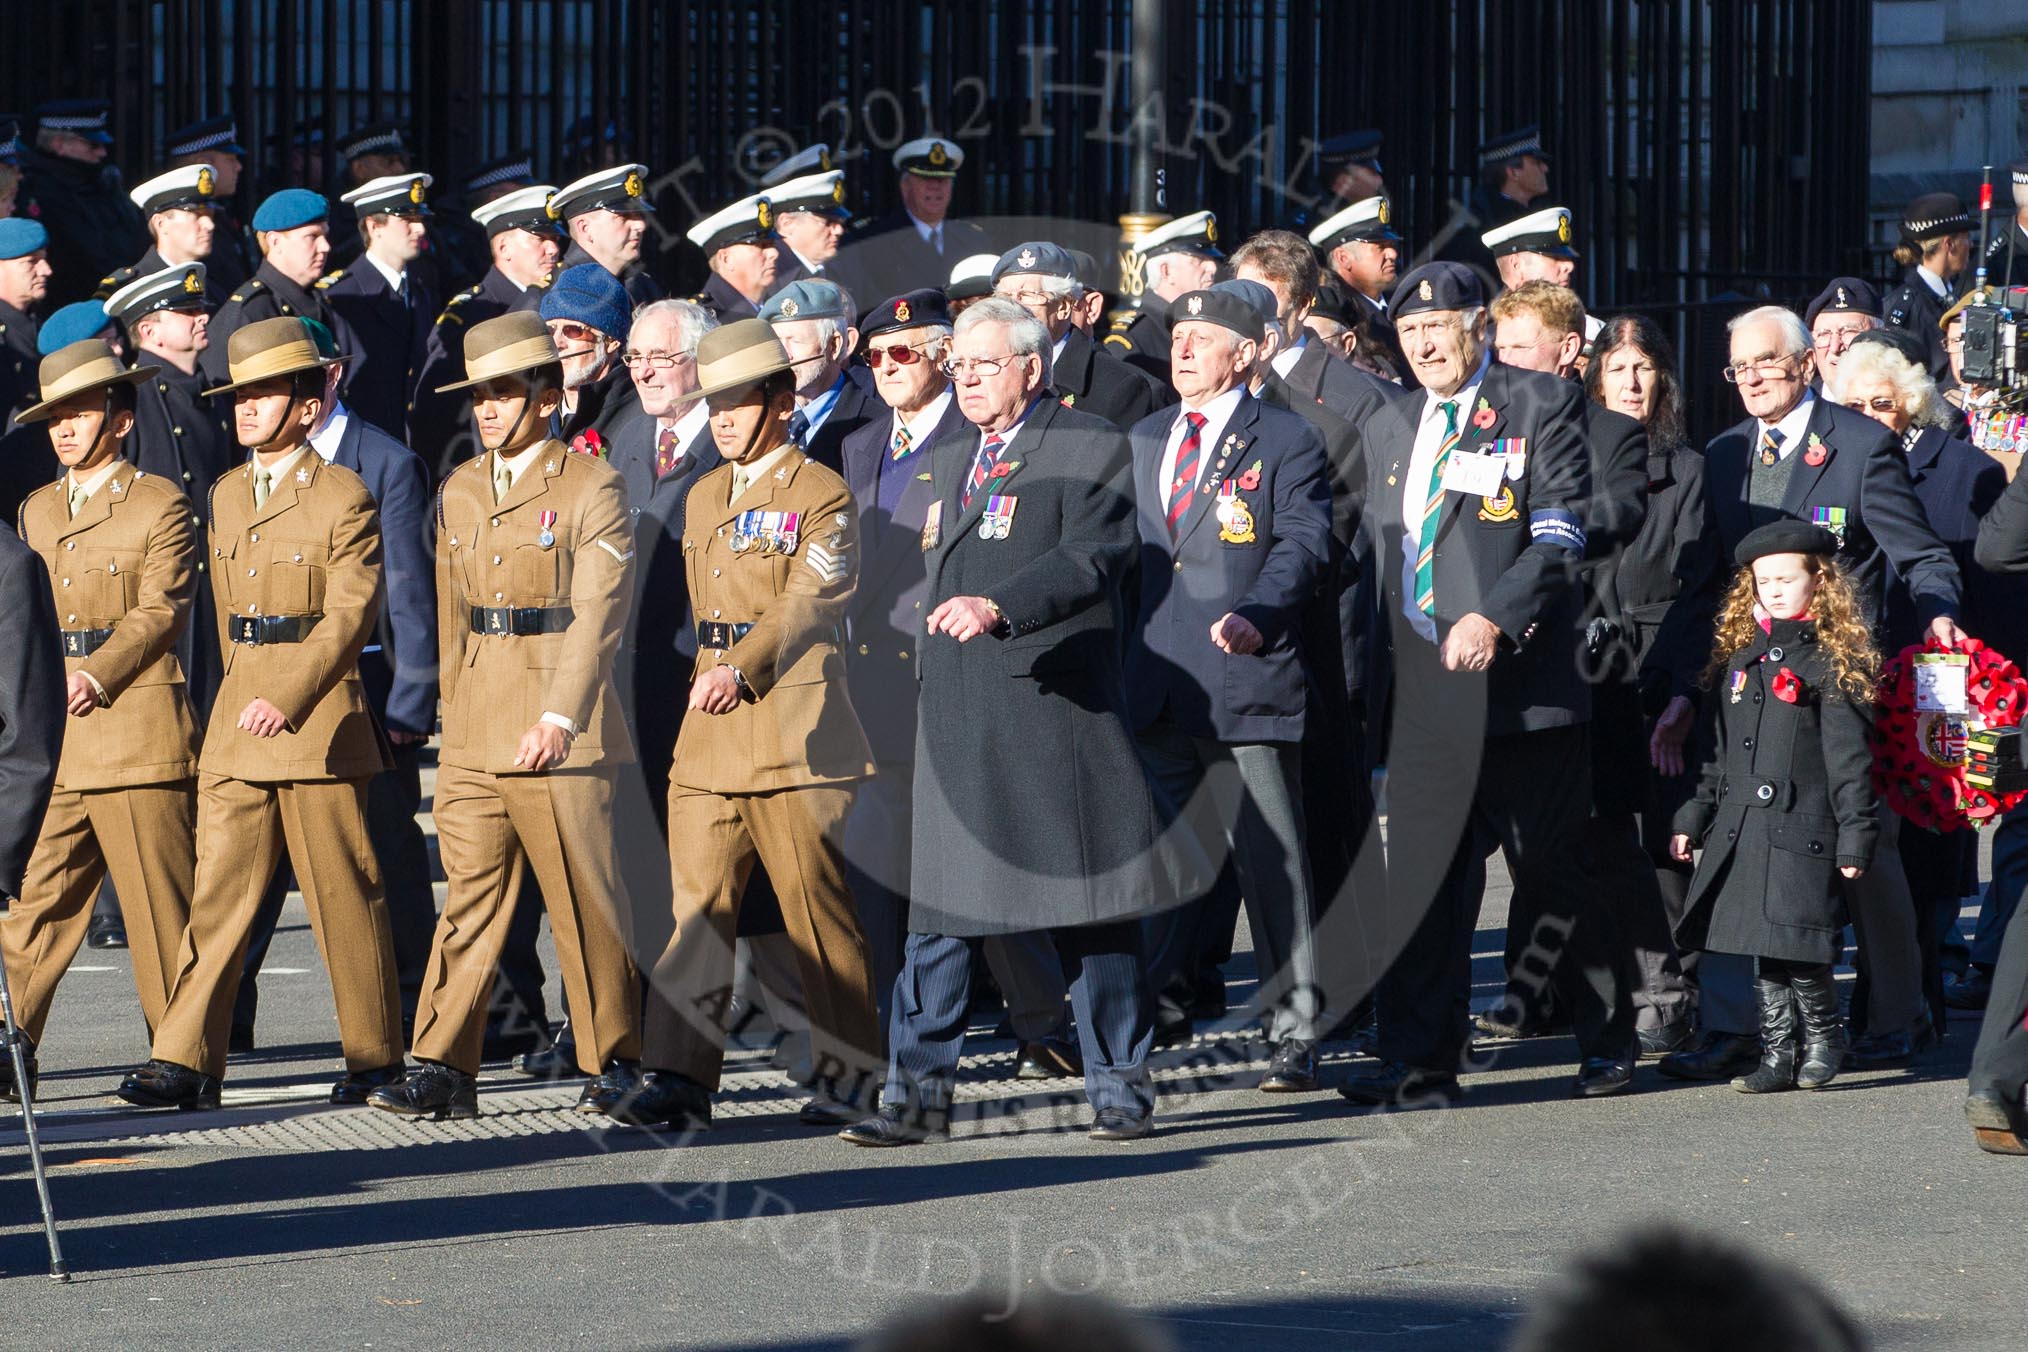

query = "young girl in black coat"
[1669,521,1882,1093]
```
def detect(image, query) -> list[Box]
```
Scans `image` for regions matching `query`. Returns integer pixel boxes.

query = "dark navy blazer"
[324,406,438,735]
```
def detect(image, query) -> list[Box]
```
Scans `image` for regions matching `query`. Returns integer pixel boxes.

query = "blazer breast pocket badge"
[1216,482,1257,543]
[920,501,943,551]
[978,495,1017,540]
[1477,484,1520,522]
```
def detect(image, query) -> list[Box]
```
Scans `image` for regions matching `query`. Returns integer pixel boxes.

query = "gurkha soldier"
[116,316,404,1110]
[607,319,882,1132]
[1,340,200,1099]
[368,312,642,1121]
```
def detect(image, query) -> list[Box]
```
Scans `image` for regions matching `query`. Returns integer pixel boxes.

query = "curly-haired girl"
[1669,521,1881,1093]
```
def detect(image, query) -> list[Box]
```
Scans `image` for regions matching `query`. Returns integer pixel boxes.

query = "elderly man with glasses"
[1803,277,1882,389]
[760,278,880,473]
[989,241,1170,431]
[1662,303,1964,1083]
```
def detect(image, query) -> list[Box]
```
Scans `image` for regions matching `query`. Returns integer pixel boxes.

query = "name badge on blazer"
[920,501,943,551]
[1441,449,1506,497]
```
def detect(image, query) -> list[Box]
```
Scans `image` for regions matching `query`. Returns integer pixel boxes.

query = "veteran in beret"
[200,189,361,392]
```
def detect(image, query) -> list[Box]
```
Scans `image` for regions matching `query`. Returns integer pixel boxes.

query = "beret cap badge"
[894,298,911,322]
[1419,278,1433,301]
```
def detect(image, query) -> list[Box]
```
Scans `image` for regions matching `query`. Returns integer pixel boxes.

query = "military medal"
[978,495,1016,540]
[1809,505,1848,542]
[1729,670,1748,704]
[731,510,754,554]
[537,509,557,549]
[921,501,943,550]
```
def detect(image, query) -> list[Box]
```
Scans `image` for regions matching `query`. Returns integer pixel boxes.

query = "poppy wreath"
[1869,636,2028,831]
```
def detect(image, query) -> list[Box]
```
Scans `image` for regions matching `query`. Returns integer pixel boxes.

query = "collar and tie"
[66,482,89,519]
[492,457,513,504]
[890,423,914,461]
[253,466,274,509]
[964,434,1005,509]
[1759,425,1785,467]
[1414,400,1461,618]
[655,425,681,478]
[1166,411,1207,536]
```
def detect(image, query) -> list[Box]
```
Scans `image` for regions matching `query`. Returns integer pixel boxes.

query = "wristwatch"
[982,598,1008,634]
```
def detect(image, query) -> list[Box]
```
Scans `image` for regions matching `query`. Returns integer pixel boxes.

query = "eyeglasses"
[940,354,1023,379]
[1944,334,1965,353]
[866,340,939,370]
[994,286,1072,308]
[621,349,694,370]
[1721,355,1800,383]
[548,321,602,345]
[1811,328,1871,351]
[1843,397,1901,414]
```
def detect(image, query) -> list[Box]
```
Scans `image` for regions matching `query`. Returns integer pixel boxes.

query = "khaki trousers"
[2,782,196,1045]
[412,763,640,1076]
[649,783,880,1099]
[153,773,403,1079]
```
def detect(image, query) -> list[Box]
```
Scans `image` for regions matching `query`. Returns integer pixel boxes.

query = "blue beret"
[991,242,1080,286]
[1389,262,1486,319]
[251,188,330,233]
[759,278,845,324]
[538,264,632,340]
[0,217,49,259]
[37,302,113,355]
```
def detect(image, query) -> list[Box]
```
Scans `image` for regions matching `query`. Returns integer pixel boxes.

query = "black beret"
[860,288,951,341]
[1845,325,1928,368]
[1734,520,1839,566]
[1170,288,1264,343]
[1389,261,1485,319]
[1804,277,1882,329]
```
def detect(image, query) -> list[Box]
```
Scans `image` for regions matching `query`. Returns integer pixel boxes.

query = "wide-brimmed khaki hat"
[434,311,562,394]
[668,318,794,406]
[201,316,346,396]
[14,339,159,423]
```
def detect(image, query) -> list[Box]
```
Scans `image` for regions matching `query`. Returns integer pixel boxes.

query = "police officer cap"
[0,116,24,166]
[1901,192,1972,243]
[0,216,49,259]
[761,143,835,189]
[1390,261,1485,319]
[1478,124,1547,168]
[36,302,114,356]
[1171,288,1263,345]
[538,263,632,341]
[463,151,534,196]
[105,264,209,326]
[252,188,330,233]
[945,253,998,302]
[892,137,962,178]
[2013,158,2028,189]
[860,289,950,342]
[165,113,244,159]
[1482,206,1577,259]
[991,242,1080,286]
[340,173,433,219]
[1134,210,1222,261]
[1734,520,1839,566]
[1803,277,1882,329]
[1845,325,1928,369]
[759,278,845,325]
[36,98,112,146]
[1211,279,1279,329]
[472,185,561,238]
[1316,130,1383,173]
[337,121,407,163]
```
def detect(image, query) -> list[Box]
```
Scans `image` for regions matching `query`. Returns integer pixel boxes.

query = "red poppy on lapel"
[1472,405,1497,430]
[1803,444,1827,467]
[1771,667,1801,704]
[569,429,607,459]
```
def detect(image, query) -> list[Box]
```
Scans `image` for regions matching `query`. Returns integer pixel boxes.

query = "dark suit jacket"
[1889,428,2022,659]
[1616,443,1720,706]
[1,299,41,428]
[0,532,65,898]
[413,266,532,480]
[1126,392,1333,743]
[802,368,881,475]
[840,394,968,765]
[324,407,438,735]
[1361,360,1593,734]
[840,211,991,312]
[320,260,435,440]
[1281,337,1396,429]
[1703,395,1961,634]
[1260,373,1374,705]
[1052,325,1173,431]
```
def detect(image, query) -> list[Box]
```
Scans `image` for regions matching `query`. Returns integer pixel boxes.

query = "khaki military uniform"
[150,452,404,1080]
[416,440,642,1076]
[6,468,201,1044]
[651,448,880,1094]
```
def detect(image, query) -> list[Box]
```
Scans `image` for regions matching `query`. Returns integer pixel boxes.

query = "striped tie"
[1759,426,1785,466]
[1415,400,1460,618]
[890,423,914,460]
[964,434,1004,508]
[1166,411,1207,535]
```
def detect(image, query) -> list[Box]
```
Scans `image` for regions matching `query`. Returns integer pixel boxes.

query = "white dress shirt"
[364,251,407,299]
[309,400,352,461]
[1756,390,1817,461]
[1397,357,1490,643]
[1157,384,1245,512]
[890,388,953,452]
[1270,334,1309,380]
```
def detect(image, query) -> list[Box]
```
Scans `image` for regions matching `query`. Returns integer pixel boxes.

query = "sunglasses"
[866,341,935,370]
[1843,397,1900,415]
[548,321,601,344]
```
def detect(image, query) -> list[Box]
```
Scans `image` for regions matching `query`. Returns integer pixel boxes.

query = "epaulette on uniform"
[436,285,481,328]
[314,268,346,291]
[228,277,267,306]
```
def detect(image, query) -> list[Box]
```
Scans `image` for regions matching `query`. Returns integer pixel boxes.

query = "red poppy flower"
[570,430,607,458]
[1471,405,1497,430]
[1771,667,1801,704]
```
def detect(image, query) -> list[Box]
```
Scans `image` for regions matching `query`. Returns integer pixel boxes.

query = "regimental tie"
[1167,411,1207,536]
[655,426,680,478]
[493,458,512,504]
[253,466,273,510]
[1415,400,1460,618]
[890,423,914,461]
[964,434,1004,509]
[67,481,88,519]
[1759,425,1785,467]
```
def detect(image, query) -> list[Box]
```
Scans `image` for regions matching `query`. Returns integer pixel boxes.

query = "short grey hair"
[955,297,1054,385]
[630,298,715,355]
[1829,341,1952,430]
[1730,304,1812,358]
[1000,271,1083,301]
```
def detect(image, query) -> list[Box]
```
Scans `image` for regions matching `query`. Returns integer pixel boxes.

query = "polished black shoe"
[1088,1107,1153,1141]
[1636,1019,1694,1059]
[1336,1061,1460,1108]
[366,1062,478,1120]
[331,1063,406,1105]
[87,914,128,950]
[116,1059,222,1110]
[1573,1054,1636,1098]
[606,1070,713,1130]
[575,1060,642,1116]
[1848,1009,1936,1069]
[514,1036,581,1080]
[1965,1087,2028,1155]
[1015,1037,1083,1080]
[1946,967,1996,1012]
[798,1097,861,1127]
[1258,1037,1318,1093]
[838,1103,948,1147]
[1151,1015,1194,1050]
[1656,1030,1761,1081]
[0,1034,37,1104]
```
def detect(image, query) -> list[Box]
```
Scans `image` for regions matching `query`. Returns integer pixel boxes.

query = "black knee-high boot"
[1734,967,1798,1094]
[1791,963,1848,1090]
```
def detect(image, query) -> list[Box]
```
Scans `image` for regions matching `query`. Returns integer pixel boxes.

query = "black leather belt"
[59,627,116,658]
[470,605,575,636]
[229,614,321,646]
[696,621,754,649]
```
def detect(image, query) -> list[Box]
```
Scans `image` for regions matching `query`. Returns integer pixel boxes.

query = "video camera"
[1958,288,2027,388]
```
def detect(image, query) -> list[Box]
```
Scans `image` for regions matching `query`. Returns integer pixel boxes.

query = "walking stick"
[0,953,70,1281]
